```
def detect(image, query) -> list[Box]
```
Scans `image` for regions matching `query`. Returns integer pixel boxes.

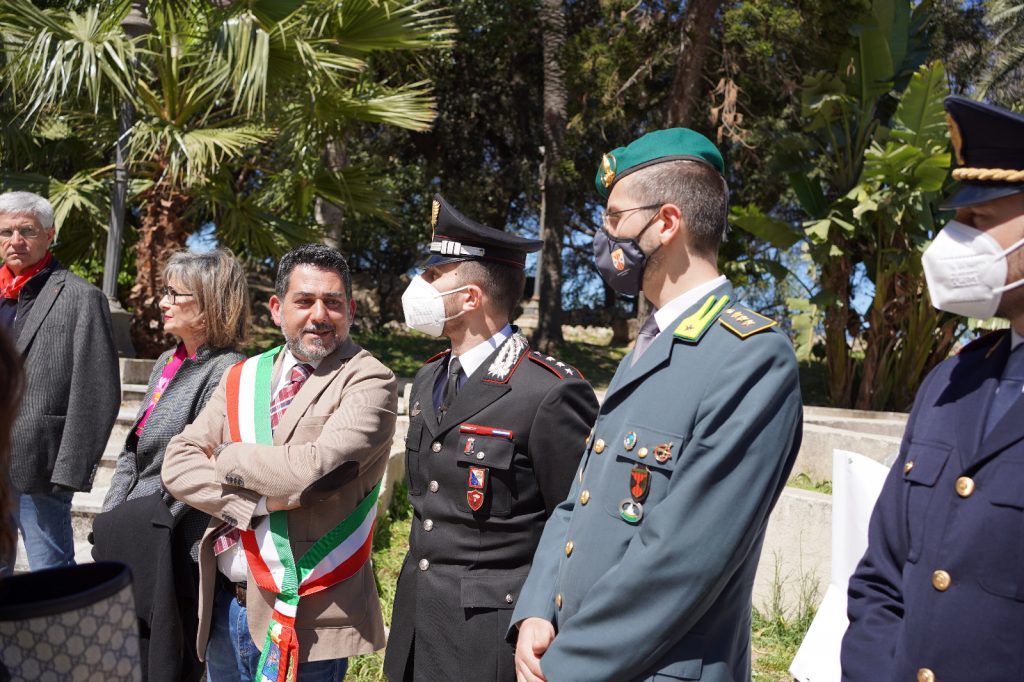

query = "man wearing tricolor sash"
[164,245,398,681]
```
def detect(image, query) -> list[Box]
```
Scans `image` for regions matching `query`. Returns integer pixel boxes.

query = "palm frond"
[130,121,273,186]
[1,0,135,118]
[308,0,454,54]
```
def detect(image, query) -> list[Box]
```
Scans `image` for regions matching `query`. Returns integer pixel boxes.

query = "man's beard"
[285,323,338,361]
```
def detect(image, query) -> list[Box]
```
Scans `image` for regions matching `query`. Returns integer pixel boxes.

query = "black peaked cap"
[942,96,1024,209]
[424,194,542,269]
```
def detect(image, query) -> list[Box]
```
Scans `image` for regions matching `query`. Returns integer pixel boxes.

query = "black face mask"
[592,216,660,296]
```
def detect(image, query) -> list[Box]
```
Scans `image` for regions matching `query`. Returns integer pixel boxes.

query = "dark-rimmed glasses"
[600,204,664,231]
[161,287,195,305]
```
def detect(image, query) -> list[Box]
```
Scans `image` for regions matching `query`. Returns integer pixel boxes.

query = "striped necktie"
[270,363,313,431]
[984,343,1024,438]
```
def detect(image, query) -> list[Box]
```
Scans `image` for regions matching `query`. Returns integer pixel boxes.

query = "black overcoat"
[384,333,598,682]
[843,329,1024,681]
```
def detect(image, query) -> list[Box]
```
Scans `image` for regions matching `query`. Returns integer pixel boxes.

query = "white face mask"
[922,220,1024,320]
[401,274,470,337]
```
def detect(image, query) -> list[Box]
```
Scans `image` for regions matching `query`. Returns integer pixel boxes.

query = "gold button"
[565,541,574,557]
[638,447,648,459]
[555,593,563,609]
[579,490,590,505]
[917,668,935,682]
[431,442,442,453]
[932,570,951,592]
[955,476,975,498]
[594,439,605,454]
[904,460,914,474]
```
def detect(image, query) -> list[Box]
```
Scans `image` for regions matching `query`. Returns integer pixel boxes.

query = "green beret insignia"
[600,153,617,189]
[595,128,725,198]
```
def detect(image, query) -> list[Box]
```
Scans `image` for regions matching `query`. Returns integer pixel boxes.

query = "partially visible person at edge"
[511,129,804,682]
[91,248,249,681]
[0,191,119,575]
[0,328,24,573]
[383,195,599,682]
[841,99,1024,682]
[163,244,397,682]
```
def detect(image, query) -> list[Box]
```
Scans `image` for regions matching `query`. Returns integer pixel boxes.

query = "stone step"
[121,383,148,411]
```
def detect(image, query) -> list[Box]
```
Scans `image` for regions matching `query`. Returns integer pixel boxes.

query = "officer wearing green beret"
[510,129,804,682]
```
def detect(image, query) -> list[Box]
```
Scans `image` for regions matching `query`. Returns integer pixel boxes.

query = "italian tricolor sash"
[224,346,380,682]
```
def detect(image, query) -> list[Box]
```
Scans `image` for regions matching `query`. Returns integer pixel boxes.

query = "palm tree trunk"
[532,0,568,353]
[129,184,191,357]
[666,0,722,128]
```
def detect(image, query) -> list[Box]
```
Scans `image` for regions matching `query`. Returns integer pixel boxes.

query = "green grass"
[751,558,820,681]
[346,483,413,682]
[787,472,833,495]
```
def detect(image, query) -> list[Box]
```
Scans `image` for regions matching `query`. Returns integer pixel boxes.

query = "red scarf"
[0,251,53,300]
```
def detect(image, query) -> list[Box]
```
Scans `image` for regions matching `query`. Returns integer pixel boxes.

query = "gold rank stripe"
[673,294,731,343]
[719,306,778,338]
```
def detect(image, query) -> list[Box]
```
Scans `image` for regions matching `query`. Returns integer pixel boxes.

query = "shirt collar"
[651,275,729,335]
[1012,327,1023,351]
[276,347,323,393]
[452,323,513,379]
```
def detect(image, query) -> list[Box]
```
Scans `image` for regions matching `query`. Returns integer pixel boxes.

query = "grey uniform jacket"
[102,344,245,556]
[511,282,803,682]
[9,261,120,494]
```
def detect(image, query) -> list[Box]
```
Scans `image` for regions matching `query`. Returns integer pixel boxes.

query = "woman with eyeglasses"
[94,248,249,681]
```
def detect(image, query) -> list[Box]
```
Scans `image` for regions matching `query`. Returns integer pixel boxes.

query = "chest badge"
[623,431,637,451]
[630,464,650,502]
[619,499,643,524]
[654,442,673,464]
[467,466,488,511]
[464,437,476,454]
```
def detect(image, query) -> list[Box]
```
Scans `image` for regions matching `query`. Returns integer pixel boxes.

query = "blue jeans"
[206,585,348,681]
[13,491,76,572]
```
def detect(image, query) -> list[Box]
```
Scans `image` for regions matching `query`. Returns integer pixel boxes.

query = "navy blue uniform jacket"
[843,329,1024,681]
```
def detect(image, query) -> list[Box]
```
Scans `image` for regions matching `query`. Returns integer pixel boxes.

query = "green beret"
[595,128,725,198]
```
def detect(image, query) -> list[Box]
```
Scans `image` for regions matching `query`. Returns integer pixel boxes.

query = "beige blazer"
[162,338,397,662]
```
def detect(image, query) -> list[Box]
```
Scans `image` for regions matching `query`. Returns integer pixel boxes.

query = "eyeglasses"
[161,287,195,305]
[0,225,45,240]
[600,204,664,231]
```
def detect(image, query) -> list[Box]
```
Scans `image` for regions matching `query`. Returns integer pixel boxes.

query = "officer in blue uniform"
[384,195,599,682]
[510,129,803,682]
[842,99,1024,682]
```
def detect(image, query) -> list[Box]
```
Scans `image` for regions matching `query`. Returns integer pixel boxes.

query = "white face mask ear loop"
[991,236,1024,294]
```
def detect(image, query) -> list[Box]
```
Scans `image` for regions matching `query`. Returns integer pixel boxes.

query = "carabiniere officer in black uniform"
[383,195,599,682]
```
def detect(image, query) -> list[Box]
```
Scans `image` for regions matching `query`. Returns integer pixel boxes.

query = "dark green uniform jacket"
[511,282,803,682]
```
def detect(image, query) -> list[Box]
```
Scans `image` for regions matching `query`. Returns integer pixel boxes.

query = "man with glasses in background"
[0,191,120,573]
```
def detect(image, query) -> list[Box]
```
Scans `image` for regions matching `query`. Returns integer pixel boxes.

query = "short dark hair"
[457,260,526,320]
[275,243,353,300]
[629,160,729,258]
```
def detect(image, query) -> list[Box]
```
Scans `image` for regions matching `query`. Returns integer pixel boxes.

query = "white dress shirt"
[432,324,513,409]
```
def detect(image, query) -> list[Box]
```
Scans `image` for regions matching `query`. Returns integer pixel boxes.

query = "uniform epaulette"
[673,294,731,344]
[528,351,583,380]
[958,328,1009,357]
[424,348,451,365]
[719,305,777,339]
